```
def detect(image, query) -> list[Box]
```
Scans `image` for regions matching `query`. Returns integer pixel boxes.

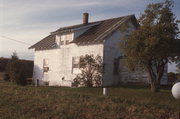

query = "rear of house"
[29,13,168,87]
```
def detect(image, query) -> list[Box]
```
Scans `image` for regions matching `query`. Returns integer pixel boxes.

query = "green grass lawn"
[0,81,178,119]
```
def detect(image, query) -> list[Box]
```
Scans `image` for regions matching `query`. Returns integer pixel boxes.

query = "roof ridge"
[51,14,134,34]
[92,14,134,23]
[94,15,133,41]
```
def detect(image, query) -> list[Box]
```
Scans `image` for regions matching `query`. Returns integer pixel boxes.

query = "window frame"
[43,59,49,67]
[72,57,80,69]
[60,41,64,45]
[60,33,72,46]
[43,59,49,72]
[65,40,69,45]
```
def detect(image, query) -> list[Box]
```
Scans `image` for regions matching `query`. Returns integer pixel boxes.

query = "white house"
[29,13,168,86]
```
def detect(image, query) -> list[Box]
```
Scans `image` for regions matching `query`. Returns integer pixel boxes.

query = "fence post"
[103,88,107,96]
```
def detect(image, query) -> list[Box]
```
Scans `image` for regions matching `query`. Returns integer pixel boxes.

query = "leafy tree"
[4,52,27,85]
[73,55,103,87]
[4,52,20,82]
[121,0,180,92]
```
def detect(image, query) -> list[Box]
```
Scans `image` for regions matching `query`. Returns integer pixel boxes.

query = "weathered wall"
[103,30,121,86]
[33,49,59,85]
[103,21,137,86]
[103,20,168,86]
[33,43,103,86]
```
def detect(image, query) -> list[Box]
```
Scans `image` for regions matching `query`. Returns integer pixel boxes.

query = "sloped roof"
[51,21,101,34]
[29,35,57,50]
[29,15,138,50]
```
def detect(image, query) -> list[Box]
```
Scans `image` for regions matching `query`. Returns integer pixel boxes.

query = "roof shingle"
[29,15,137,50]
[29,35,57,50]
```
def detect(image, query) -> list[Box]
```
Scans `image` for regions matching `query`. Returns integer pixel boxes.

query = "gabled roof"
[51,21,101,34]
[29,34,57,50]
[29,15,138,50]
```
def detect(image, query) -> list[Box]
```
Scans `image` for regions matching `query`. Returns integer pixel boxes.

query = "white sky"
[0,0,179,72]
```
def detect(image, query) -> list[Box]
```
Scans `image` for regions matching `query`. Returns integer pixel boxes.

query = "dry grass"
[0,81,178,119]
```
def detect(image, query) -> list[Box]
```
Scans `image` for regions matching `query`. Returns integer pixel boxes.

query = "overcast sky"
[0,0,179,72]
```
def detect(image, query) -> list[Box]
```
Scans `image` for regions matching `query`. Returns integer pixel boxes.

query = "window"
[66,40,69,45]
[43,59,49,72]
[72,57,79,68]
[44,72,49,80]
[60,41,64,45]
[60,34,72,46]
[43,59,49,67]
[113,58,119,75]
[66,34,72,41]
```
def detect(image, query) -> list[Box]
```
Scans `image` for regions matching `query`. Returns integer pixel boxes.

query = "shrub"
[73,55,103,87]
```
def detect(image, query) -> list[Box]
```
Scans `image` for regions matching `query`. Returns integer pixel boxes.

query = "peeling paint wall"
[103,21,168,86]
[103,21,136,86]
[33,43,103,86]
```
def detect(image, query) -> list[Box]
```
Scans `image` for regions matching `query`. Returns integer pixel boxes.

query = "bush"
[73,55,103,87]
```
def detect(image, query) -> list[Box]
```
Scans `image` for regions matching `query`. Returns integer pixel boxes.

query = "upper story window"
[60,41,64,45]
[60,33,72,45]
[66,40,69,45]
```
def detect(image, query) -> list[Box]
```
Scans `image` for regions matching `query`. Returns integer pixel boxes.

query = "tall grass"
[0,82,178,119]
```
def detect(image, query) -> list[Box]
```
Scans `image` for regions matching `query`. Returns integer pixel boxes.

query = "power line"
[0,35,31,45]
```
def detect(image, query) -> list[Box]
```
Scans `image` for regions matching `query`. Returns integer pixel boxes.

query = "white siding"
[33,43,103,86]
[33,49,60,85]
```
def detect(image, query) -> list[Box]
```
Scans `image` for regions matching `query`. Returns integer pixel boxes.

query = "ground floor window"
[43,72,49,81]
[72,57,80,68]
[43,59,49,67]
[113,58,119,75]
[43,59,49,72]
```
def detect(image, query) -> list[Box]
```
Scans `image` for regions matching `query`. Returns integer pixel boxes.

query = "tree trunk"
[156,77,161,92]
[150,82,156,92]
[148,67,159,92]
[150,77,160,92]
[147,63,165,92]
[150,79,159,92]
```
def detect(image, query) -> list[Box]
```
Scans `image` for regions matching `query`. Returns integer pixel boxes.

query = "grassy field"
[0,81,178,119]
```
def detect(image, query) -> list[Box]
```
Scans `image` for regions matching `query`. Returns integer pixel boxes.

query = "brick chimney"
[83,13,89,24]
